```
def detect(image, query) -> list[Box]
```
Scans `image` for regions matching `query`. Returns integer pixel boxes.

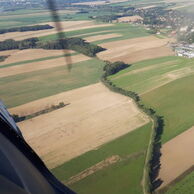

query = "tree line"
[0,24,54,35]
[40,38,105,57]
[0,37,105,57]
[101,61,164,193]
[103,61,130,76]
[0,38,39,50]
[12,102,69,123]
[0,55,8,62]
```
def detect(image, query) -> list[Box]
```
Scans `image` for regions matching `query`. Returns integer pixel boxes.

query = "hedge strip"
[101,62,164,193]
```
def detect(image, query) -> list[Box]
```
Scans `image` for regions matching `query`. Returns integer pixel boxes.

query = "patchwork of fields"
[0,58,105,108]
[97,36,174,64]
[0,18,159,193]
[2,6,192,193]
[16,83,149,168]
[0,20,113,41]
[0,49,75,65]
[52,123,152,194]
[109,56,194,192]
[39,23,150,43]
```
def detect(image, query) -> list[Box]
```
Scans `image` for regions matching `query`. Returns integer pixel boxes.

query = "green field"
[110,0,164,7]
[0,6,119,28]
[165,170,194,194]
[39,23,150,43]
[52,123,152,194]
[109,56,194,143]
[0,14,53,28]
[0,58,105,108]
[0,9,49,16]
[0,10,78,28]
[109,56,186,94]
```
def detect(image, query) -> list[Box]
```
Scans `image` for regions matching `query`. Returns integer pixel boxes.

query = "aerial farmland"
[1,0,194,193]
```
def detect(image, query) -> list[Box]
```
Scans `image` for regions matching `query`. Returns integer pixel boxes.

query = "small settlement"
[174,43,194,58]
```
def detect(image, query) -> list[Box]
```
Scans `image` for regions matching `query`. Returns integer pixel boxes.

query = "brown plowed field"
[15,83,149,168]
[97,36,175,64]
[159,126,194,188]
[0,54,90,78]
[0,49,74,66]
[0,21,112,41]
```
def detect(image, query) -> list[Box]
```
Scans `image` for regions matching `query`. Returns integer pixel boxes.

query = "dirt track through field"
[0,54,90,78]
[14,83,149,168]
[0,21,113,41]
[97,36,175,64]
[66,155,121,185]
[159,126,194,188]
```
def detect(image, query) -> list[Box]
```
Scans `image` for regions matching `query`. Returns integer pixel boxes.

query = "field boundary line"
[157,165,194,194]
[101,61,165,193]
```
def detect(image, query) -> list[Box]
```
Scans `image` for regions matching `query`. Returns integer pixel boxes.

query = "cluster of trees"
[40,38,105,57]
[0,24,54,35]
[178,32,194,44]
[91,14,134,23]
[91,15,119,23]
[0,55,8,62]
[103,61,130,76]
[0,37,105,57]
[101,60,164,192]
[0,38,39,51]
[149,115,164,191]
[13,102,68,123]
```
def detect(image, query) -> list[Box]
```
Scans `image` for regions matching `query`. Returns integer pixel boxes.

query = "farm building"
[175,44,194,58]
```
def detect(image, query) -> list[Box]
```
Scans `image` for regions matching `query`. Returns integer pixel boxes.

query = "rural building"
[180,26,188,32]
[175,44,194,58]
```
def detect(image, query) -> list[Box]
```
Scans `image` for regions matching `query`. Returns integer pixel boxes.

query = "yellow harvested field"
[73,0,128,5]
[97,36,175,64]
[73,1,107,5]
[0,49,74,66]
[117,16,143,23]
[84,33,122,42]
[159,126,194,188]
[0,21,113,41]
[138,5,157,9]
[170,5,187,9]
[15,83,149,168]
[0,49,19,56]
[165,0,188,2]
[120,46,174,64]
[0,54,90,78]
[109,0,129,3]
